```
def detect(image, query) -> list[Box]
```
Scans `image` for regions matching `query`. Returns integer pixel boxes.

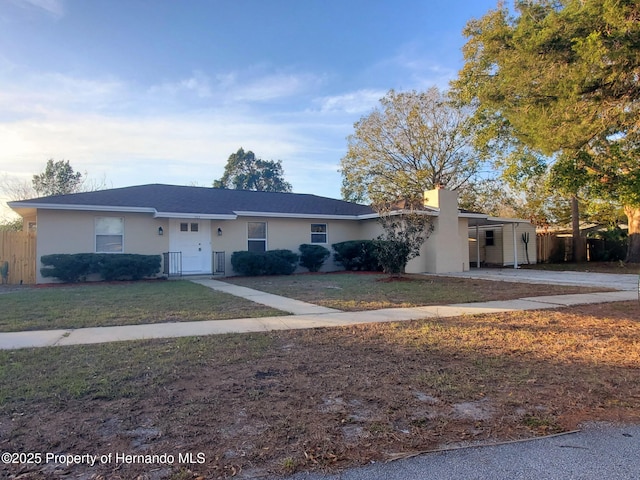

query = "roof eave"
[459,212,488,219]
[233,210,368,220]
[7,202,157,215]
[155,212,237,220]
[486,216,529,224]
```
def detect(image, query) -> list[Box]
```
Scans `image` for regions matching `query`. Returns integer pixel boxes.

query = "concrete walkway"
[0,279,635,350]
[190,278,341,315]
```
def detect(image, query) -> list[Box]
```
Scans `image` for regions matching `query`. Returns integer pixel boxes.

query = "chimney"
[423,188,458,210]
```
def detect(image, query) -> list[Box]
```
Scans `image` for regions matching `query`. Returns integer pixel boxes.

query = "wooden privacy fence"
[0,231,36,285]
[537,233,588,263]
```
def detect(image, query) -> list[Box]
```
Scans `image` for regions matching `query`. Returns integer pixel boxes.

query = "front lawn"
[1,302,639,479]
[0,280,286,332]
[223,272,608,311]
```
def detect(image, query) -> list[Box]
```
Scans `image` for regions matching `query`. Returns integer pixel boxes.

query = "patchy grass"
[0,280,286,332]
[223,272,609,311]
[2,301,639,479]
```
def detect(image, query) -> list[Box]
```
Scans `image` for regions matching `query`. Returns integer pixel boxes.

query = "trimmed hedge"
[98,254,162,281]
[231,249,299,276]
[332,240,382,271]
[40,253,161,283]
[299,244,330,272]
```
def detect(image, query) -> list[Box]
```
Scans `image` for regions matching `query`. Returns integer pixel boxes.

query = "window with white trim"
[248,222,267,252]
[95,217,124,253]
[311,223,327,244]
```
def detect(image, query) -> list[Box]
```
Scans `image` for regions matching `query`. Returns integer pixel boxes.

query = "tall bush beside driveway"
[332,240,381,271]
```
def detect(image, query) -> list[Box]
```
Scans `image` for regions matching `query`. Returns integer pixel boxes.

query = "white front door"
[169,219,212,274]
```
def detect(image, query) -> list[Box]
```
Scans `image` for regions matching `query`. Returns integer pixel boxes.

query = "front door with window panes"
[169,219,212,274]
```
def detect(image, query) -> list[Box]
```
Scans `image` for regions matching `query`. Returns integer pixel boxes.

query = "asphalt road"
[278,423,640,480]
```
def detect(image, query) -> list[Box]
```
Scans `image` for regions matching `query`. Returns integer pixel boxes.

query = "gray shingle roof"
[11,184,374,218]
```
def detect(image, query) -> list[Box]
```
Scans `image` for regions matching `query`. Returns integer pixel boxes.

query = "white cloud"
[10,0,64,18]
[315,89,385,114]
[371,42,458,91]
[0,108,313,185]
[146,69,326,106]
[0,67,354,210]
[148,71,212,99]
[0,72,126,119]
[230,72,324,102]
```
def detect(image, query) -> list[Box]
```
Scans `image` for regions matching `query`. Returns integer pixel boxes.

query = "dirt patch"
[375,275,418,283]
[2,302,640,479]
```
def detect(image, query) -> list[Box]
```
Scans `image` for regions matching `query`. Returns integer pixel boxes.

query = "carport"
[464,214,537,269]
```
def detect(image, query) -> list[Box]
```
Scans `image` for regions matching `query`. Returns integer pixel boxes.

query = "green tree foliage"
[0,217,23,232]
[32,159,84,197]
[453,0,640,261]
[214,148,292,192]
[340,87,481,204]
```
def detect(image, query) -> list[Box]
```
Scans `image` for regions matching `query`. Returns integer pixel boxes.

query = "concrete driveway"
[436,268,639,291]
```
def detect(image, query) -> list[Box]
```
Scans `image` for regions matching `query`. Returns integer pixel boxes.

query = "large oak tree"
[340,87,481,204]
[452,0,640,261]
[213,148,292,193]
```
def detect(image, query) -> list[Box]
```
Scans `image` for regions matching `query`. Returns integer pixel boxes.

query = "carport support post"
[476,222,480,269]
[512,223,519,269]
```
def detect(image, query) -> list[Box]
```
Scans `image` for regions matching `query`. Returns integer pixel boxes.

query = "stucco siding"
[28,188,528,283]
[213,217,366,275]
[409,189,464,274]
[35,210,169,283]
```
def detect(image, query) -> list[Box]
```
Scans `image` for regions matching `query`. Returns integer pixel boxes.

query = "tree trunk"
[571,195,585,262]
[624,205,640,263]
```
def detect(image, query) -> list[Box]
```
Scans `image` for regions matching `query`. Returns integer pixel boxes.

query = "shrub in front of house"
[97,254,162,281]
[265,250,299,275]
[231,250,299,276]
[332,240,381,271]
[298,244,330,272]
[374,239,412,275]
[40,253,97,282]
[40,253,161,282]
[230,251,265,276]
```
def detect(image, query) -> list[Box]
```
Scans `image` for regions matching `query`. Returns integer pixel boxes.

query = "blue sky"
[0,0,500,214]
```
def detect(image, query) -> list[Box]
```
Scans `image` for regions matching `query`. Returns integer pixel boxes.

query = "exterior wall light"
[158,227,164,236]
[217,227,223,236]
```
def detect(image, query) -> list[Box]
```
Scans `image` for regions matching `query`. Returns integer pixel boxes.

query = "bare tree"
[340,87,481,204]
